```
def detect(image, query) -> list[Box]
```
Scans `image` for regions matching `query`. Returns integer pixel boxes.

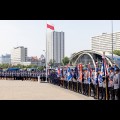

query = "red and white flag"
[47,24,54,30]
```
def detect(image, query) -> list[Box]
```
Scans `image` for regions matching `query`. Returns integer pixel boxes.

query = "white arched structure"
[69,50,119,68]
[74,52,96,67]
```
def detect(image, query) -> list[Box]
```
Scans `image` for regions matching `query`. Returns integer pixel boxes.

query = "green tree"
[113,50,120,56]
[37,66,44,71]
[62,57,70,66]
[0,64,9,69]
[49,59,56,68]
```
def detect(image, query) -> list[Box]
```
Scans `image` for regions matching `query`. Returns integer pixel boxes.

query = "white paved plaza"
[0,80,94,100]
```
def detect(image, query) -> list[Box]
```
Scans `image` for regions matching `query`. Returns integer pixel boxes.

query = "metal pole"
[45,51,47,82]
[45,21,47,82]
[111,20,113,60]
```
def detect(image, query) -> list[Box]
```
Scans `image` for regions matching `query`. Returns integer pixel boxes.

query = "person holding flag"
[77,64,83,94]
[102,53,109,100]
[66,67,72,89]
[98,64,104,100]
[67,67,72,81]
[94,62,99,99]
[59,68,64,87]
[108,67,115,100]
[73,65,79,92]
[83,67,88,95]
[87,63,92,96]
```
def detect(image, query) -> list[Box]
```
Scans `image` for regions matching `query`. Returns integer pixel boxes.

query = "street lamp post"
[43,50,47,82]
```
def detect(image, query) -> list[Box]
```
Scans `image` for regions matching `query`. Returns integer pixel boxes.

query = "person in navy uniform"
[73,70,77,91]
[108,67,115,100]
[98,70,103,100]
[91,68,97,98]
[83,68,88,95]
[113,67,120,100]
[102,72,107,100]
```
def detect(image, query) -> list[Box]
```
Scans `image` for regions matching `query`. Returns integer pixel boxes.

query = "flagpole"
[111,20,113,60]
[45,22,54,82]
[45,21,47,82]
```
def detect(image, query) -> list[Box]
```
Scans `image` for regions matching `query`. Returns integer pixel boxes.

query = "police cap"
[114,67,119,71]
[109,67,114,71]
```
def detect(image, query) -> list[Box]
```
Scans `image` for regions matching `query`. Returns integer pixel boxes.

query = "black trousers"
[109,87,115,100]
[103,88,106,100]
[114,89,120,100]
[55,78,60,86]
[78,82,82,93]
[69,81,73,90]
[103,87,110,100]
[73,81,77,92]
[83,83,85,94]
[91,83,97,98]
[83,83,89,95]
[98,87,103,100]
[64,80,68,89]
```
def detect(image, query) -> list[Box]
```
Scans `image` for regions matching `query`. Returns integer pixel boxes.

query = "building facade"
[11,46,27,65]
[26,56,45,67]
[0,54,11,64]
[91,32,120,52]
[46,31,65,65]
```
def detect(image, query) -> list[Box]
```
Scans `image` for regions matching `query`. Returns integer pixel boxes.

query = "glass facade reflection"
[76,53,109,68]
[76,54,94,68]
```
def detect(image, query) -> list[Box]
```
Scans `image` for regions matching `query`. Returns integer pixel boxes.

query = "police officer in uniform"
[102,74,106,100]
[113,68,120,100]
[108,67,115,100]
[83,68,88,95]
[98,70,103,100]
[91,68,96,98]
[73,70,77,91]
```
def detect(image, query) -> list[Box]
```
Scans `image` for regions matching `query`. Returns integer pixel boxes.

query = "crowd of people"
[47,64,120,100]
[0,71,41,81]
[0,64,120,100]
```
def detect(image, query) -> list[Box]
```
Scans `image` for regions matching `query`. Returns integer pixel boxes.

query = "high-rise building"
[11,46,27,65]
[0,54,11,64]
[46,31,65,65]
[91,32,120,52]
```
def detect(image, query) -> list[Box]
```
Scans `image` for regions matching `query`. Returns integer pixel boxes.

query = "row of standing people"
[0,71,42,81]
[48,66,120,100]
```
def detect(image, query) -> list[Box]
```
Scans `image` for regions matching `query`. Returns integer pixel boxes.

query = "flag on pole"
[101,59,105,76]
[47,24,54,30]
[67,67,72,81]
[87,63,92,84]
[74,65,78,79]
[95,62,98,84]
[78,64,83,82]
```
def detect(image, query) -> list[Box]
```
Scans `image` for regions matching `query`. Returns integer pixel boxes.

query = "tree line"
[1,50,119,70]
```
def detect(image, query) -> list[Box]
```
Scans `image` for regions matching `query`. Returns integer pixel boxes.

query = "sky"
[0,20,120,58]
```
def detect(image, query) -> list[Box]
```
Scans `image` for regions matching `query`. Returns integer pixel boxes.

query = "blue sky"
[0,20,120,58]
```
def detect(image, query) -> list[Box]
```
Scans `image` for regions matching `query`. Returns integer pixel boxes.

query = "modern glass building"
[91,32,120,52]
[0,54,11,64]
[46,31,65,64]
